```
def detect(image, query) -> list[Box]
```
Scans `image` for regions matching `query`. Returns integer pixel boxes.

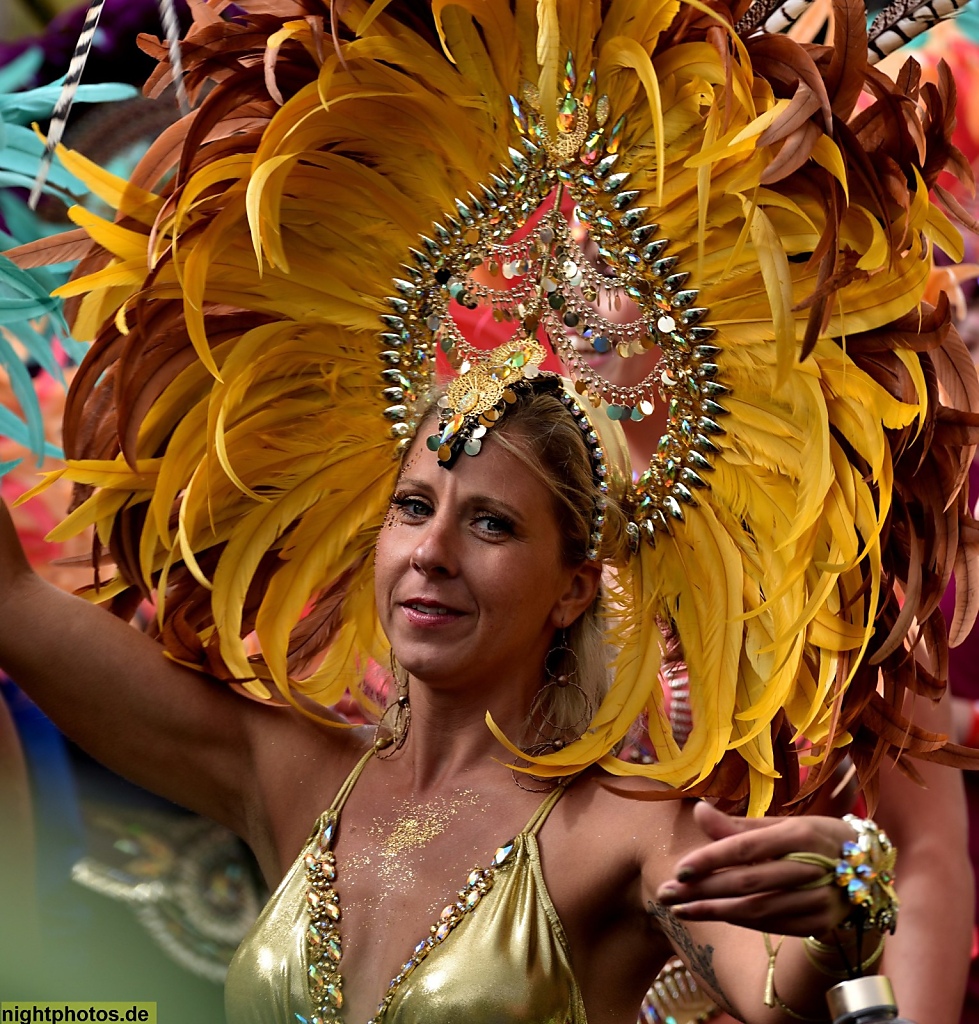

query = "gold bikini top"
[225,748,587,1024]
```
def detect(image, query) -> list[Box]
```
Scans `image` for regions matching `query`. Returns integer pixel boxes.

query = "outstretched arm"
[646,802,889,1023]
[0,498,255,833]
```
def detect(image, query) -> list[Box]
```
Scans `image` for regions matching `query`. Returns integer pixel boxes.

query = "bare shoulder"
[549,770,699,889]
[237,700,375,881]
[560,779,729,995]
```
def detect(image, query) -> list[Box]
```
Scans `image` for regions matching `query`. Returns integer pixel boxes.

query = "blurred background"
[0,3,261,1020]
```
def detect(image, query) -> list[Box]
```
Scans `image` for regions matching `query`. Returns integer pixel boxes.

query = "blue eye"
[391,494,431,518]
[474,512,514,536]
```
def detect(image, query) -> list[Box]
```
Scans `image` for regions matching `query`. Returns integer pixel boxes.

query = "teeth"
[409,603,450,614]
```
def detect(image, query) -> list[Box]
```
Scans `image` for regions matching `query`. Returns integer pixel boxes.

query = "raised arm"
[0,497,256,833]
[646,802,891,1023]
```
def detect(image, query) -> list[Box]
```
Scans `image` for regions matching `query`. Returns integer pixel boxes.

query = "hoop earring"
[530,629,593,739]
[375,650,411,756]
[509,736,571,792]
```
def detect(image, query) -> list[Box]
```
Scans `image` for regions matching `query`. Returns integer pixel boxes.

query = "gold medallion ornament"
[24,0,979,816]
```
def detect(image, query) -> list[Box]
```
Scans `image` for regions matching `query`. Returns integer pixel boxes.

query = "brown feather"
[759,120,823,183]
[5,229,95,269]
[821,0,869,120]
[747,33,834,131]
[935,183,979,234]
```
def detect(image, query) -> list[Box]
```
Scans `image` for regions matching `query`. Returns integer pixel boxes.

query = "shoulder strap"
[329,745,375,814]
[524,780,571,837]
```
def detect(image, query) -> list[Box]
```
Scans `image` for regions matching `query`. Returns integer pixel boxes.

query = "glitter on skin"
[344,791,481,913]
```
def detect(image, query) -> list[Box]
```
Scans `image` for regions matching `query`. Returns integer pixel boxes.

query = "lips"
[405,600,454,615]
[399,597,467,628]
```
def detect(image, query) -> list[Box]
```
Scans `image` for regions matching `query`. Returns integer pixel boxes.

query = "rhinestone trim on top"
[302,818,517,1024]
[556,386,611,561]
[375,50,729,544]
[303,813,344,1021]
[366,839,516,1023]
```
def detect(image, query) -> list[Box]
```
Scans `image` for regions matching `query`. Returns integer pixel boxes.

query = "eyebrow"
[468,493,524,524]
[395,476,433,493]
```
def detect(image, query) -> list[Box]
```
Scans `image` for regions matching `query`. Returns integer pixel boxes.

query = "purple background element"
[0,0,191,88]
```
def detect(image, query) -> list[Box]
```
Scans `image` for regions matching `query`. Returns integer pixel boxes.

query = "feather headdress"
[15,0,979,814]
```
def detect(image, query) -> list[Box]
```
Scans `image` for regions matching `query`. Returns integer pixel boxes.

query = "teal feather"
[0,50,138,477]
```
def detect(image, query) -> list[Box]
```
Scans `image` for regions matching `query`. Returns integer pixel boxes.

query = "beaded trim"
[366,839,515,1023]
[302,818,516,1024]
[376,49,729,547]
[303,813,344,1020]
[555,385,610,560]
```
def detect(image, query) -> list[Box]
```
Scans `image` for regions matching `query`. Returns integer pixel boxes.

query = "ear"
[550,560,602,629]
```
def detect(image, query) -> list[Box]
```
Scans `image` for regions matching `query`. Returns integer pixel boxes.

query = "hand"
[656,802,856,940]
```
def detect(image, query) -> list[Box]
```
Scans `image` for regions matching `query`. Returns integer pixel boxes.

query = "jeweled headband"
[426,363,613,560]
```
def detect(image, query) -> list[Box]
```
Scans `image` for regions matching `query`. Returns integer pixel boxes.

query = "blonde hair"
[475,386,630,745]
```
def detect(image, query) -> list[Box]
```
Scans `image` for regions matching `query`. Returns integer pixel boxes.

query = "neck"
[385,675,538,792]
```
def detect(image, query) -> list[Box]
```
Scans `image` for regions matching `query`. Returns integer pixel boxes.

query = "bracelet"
[782,818,899,934]
[838,815,899,934]
[803,933,885,979]
[762,933,826,1023]
[966,700,979,748]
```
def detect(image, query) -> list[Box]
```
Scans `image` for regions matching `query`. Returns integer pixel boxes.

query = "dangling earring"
[375,649,411,756]
[530,628,593,742]
[512,631,589,792]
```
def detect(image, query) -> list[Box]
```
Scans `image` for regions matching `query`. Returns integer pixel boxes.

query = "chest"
[240,767,674,1023]
[330,792,655,1020]
[229,813,596,1024]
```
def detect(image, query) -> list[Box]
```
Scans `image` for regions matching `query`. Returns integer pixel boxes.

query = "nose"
[409,510,459,577]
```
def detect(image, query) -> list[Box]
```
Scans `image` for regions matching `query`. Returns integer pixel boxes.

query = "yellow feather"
[536,0,560,139]
[741,195,797,382]
[49,142,162,225]
[601,37,666,206]
[810,135,849,203]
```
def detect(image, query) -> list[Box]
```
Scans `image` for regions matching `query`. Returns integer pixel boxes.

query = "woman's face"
[374,428,598,695]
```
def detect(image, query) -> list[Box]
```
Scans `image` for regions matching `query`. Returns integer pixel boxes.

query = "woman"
[0,382,895,1022]
[4,0,978,1018]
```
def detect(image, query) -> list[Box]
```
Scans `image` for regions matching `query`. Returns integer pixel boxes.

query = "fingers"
[655,804,856,936]
[657,886,849,937]
[693,800,771,838]
[657,854,851,930]
[674,805,851,882]
[659,856,830,905]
